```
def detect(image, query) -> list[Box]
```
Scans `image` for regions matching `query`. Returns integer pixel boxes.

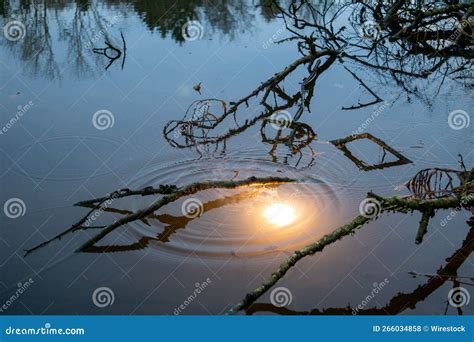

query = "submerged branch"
[341,66,383,110]
[25,176,296,256]
[230,176,474,313]
[415,209,434,245]
[229,213,374,314]
[74,184,179,207]
[246,217,474,315]
[77,176,296,252]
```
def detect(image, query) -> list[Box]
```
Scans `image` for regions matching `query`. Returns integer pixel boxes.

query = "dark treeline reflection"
[0,0,280,40]
[0,0,282,77]
[8,0,473,315]
[129,0,267,41]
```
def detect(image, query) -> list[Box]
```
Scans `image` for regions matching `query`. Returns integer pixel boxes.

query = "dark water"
[0,0,472,315]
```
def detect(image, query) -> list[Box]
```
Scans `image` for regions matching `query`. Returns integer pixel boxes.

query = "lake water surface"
[0,0,473,315]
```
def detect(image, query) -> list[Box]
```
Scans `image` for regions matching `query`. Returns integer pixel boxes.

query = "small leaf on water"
[193,82,202,94]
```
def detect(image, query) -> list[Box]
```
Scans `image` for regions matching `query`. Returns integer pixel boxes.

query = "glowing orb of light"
[263,203,296,227]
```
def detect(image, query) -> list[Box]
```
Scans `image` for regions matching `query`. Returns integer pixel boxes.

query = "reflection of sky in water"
[121,183,339,259]
[0,0,472,315]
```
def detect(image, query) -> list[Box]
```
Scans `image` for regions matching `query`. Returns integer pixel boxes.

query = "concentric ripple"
[121,155,346,260]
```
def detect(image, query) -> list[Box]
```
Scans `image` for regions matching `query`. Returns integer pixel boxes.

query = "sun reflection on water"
[263,203,296,227]
[127,182,339,258]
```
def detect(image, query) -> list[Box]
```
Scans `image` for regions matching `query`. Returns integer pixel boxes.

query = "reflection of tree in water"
[78,188,264,253]
[18,0,474,315]
[0,0,9,17]
[246,217,474,315]
[24,176,296,255]
[1,0,123,78]
[160,0,474,314]
[2,2,60,78]
[163,0,472,168]
[0,0,282,78]
[259,0,280,22]
[129,0,261,42]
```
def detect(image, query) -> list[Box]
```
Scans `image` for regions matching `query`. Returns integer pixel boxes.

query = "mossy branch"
[74,184,179,207]
[229,189,474,314]
[229,213,374,314]
[25,176,296,256]
[415,209,434,245]
[75,176,296,252]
